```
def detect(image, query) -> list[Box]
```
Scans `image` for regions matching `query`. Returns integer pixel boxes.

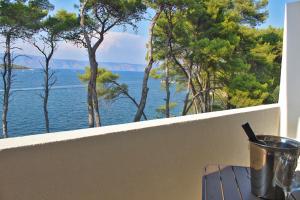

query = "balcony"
[0,2,299,200]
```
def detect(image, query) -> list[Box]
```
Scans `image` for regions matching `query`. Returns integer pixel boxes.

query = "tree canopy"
[150,0,282,114]
[0,0,53,38]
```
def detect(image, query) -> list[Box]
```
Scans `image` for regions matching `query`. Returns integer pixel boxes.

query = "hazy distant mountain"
[0,64,31,70]
[0,54,146,72]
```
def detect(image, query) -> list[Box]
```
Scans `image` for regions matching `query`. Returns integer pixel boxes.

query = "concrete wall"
[0,104,279,200]
[280,1,300,139]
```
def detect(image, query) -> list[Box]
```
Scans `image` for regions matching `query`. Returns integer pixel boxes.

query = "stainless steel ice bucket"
[250,135,300,199]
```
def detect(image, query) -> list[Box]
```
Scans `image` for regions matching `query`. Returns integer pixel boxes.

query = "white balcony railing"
[0,104,279,200]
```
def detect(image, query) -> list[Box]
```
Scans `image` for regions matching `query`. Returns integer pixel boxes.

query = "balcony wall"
[280,1,300,139]
[0,104,279,200]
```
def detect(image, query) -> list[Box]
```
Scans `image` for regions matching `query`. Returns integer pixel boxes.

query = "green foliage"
[234,0,269,26]
[0,0,53,38]
[84,0,146,19]
[156,102,177,117]
[150,62,177,85]
[31,9,79,64]
[42,10,78,39]
[228,74,269,107]
[79,67,127,101]
[150,0,281,113]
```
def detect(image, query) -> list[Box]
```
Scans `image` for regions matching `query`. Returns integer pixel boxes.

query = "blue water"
[0,69,185,137]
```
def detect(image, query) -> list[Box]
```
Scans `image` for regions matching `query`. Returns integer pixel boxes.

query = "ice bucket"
[250,135,300,199]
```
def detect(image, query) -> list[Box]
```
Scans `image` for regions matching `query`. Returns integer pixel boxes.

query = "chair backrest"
[279,1,300,139]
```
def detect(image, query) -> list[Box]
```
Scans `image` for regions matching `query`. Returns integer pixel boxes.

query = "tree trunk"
[42,54,55,133]
[110,80,147,120]
[87,83,94,127]
[80,1,94,128]
[88,51,101,127]
[43,92,49,133]
[165,64,170,118]
[191,80,201,113]
[80,1,101,127]
[32,38,56,133]
[2,35,12,138]
[182,90,190,116]
[227,96,233,110]
[43,59,50,133]
[204,71,212,113]
[134,8,163,122]
[2,84,9,138]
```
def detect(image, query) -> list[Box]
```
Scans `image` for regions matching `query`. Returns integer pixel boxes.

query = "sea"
[0,69,185,137]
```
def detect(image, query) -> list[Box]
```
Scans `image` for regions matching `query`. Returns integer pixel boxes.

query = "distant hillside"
[0,54,146,72]
[0,64,30,70]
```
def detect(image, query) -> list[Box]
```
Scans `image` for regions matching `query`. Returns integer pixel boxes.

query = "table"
[202,165,300,200]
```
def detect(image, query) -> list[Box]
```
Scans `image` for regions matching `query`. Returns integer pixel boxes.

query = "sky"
[261,0,289,28]
[4,0,298,64]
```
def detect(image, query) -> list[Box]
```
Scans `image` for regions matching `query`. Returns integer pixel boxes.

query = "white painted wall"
[0,104,279,200]
[280,1,300,139]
